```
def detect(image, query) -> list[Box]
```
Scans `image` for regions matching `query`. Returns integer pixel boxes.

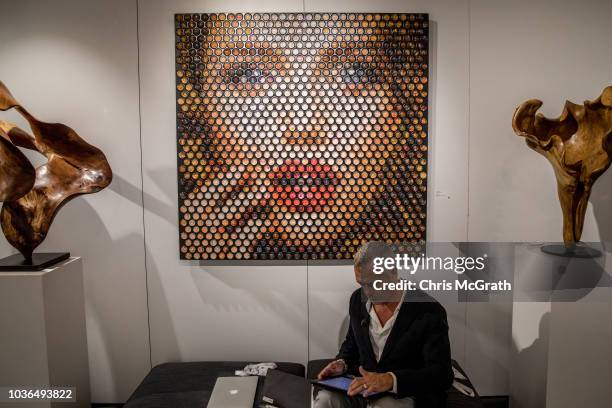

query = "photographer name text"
[374,278,512,292]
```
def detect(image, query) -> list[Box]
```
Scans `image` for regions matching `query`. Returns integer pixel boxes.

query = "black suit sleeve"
[392,311,454,399]
[335,321,359,374]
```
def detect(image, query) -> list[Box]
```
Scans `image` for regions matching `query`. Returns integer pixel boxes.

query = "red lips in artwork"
[268,159,339,212]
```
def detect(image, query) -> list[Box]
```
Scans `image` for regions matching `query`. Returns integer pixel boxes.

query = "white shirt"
[365,291,405,394]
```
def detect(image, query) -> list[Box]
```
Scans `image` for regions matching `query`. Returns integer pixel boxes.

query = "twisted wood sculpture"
[512,87,612,250]
[0,81,112,262]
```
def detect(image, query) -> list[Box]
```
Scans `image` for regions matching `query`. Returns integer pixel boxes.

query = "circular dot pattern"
[175,13,429,260]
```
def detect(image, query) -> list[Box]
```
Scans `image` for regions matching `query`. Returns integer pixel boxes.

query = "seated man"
[315,242,453,408]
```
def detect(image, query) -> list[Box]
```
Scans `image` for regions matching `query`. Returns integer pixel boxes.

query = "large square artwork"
[175,12,429,260]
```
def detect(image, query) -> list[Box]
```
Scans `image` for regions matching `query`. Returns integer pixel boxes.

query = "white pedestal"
[510,245,612,408]
[0,257,90,408]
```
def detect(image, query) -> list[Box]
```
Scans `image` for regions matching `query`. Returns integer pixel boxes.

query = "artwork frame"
[175,12,429,260]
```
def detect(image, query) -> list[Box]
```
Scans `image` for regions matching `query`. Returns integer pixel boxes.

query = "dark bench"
[125,359,483,407]
[124,361,305,408]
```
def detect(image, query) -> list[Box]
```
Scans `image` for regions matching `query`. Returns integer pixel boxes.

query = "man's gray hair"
[354,241,396,274]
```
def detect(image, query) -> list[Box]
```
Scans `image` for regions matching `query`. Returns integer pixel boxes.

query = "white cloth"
[235,362,277,376]
[452,380,475,397]
[451,367,475,397]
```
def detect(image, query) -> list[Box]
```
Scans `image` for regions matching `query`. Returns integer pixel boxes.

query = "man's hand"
[347,366,394,397]
[317,359,347,380]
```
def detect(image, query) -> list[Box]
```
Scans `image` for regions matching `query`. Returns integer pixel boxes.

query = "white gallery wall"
[469,1,612,407]
[0,0,610,404]
[468,0,612,243]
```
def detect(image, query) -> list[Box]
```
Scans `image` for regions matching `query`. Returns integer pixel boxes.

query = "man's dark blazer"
[336,288,453,407]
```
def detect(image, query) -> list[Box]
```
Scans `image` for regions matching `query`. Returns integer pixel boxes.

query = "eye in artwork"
[175,13,429,260]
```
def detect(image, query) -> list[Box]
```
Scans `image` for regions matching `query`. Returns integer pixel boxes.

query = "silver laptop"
[207,376,258,408]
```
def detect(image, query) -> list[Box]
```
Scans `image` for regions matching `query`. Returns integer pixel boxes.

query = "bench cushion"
[124,361,305,408]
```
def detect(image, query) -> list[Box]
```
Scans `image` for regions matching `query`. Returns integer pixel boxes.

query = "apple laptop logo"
[229,389,239,395]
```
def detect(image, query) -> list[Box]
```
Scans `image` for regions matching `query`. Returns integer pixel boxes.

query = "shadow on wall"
[189,266,308,361]
[510,312,550,408]
[112,169,312,365]
[36,195,150,401]
[108,173,181,365]
[143,242,181,365]
[466,304,512,395]
[308,310,348,360]
[109,172,176,226]
[590,165,612,245]
[588,165,611,292]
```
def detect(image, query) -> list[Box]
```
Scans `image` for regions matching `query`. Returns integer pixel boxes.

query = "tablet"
[311,376,383,398]
[313,376,353,392]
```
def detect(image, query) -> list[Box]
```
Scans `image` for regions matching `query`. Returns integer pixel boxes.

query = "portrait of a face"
[175,13,429,260]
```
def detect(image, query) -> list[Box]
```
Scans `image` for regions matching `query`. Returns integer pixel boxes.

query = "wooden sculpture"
[0,80,112,265]
[512,86,612,256]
